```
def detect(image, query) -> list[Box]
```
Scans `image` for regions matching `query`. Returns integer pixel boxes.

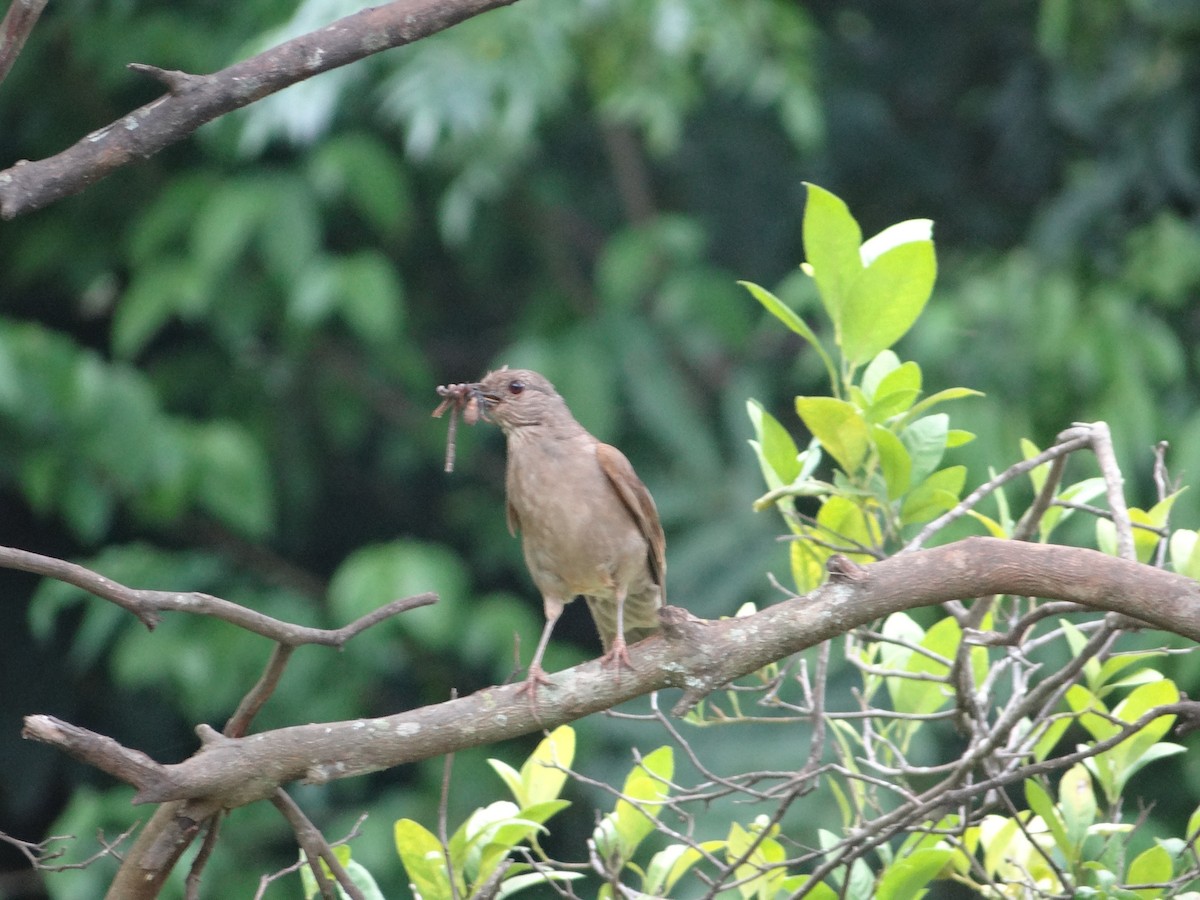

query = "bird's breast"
[505,435,650,598]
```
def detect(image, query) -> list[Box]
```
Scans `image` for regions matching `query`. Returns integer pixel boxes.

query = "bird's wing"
[596,442,666,597]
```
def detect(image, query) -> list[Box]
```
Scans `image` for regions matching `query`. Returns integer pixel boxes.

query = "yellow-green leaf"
[796,396,871,474]
[841,238,937,365]
[394,819,451,900]
[802,183,864,330]
[519,725,575,807]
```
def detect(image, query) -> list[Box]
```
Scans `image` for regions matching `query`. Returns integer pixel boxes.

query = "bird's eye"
[508,380,526,395]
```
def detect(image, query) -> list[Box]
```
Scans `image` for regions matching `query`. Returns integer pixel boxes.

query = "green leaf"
[802,183,864,332]
[301,845,382,899]
[1061,619,1103,689]
[786,877,841,900]
[1187,804,1200,853]
[725,819,788,899]
[518,724,575,807]
[1107,679,1181,786]
[328,540,467,650]
[514,799,570,827]
[112,259,208,358]
[888,615,959,716]
[1128,844,1173,900]
[489,759,525,807]
[644,842,724,896]
[1093,651,1168,697]
[1066,684,1119,743]
[188,421,274,538]
[613,746,674,859]
[817,494,881,555]
[874,847,953,900]
[904,386,983,421]
[1025,779,1073,863]
[966,509,1009,538]
[394,819,451,900]
[747,399,802,486]
[900,414,950,486]
[796,396,871,474]
[291,251,404,346]
[308,131,413,236]
[1129,508,1164,564]
[494,871,585,898]
[474,817,547,886]
[861,351,904,397]
[1060,764,1097,848]
[190,179,266,275]
[1032,717,1072,764]
[872,425,912,500]
[740,280,838,389]
[1169,529,1200,580]
[900,466,966,525]
[841,238,937,365]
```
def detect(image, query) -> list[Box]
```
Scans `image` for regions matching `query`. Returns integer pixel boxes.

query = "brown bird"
[470,367,666,697]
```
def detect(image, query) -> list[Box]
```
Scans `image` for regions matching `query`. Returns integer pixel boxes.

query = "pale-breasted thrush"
[467,368,666,696]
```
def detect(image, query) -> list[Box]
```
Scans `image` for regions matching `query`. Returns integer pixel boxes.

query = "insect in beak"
[432,382,492,472]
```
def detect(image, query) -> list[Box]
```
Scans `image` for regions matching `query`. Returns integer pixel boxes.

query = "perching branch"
[21,537,1200,812]
[0,0,521,218]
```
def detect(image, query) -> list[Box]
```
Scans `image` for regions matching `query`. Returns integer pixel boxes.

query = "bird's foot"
[514,664,555,708]
[599,638,636,677]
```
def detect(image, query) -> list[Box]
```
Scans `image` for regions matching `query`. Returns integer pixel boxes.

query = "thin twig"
[272,789,364,900]
[184,816,222,900]
[438,691,461,900]
[0,825,136,872]
[224,645,295,738]
[1087,422,1135,561]
[903,428,1093,551]
[253,815,367,900]
[1013,452,1069,542]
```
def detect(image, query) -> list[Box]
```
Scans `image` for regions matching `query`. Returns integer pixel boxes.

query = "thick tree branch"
[23,537,1200,812]
[0,0,521,218]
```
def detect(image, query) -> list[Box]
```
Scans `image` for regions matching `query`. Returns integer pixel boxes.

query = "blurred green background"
[2,0,1200,896]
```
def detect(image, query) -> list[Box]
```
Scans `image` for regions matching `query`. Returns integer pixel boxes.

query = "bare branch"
[0,544,435,645]
[1088,421,1136,561]
[0,0,46,88]
[252,814,367,900]
[0,824,135,872]
[0,0,521,218]
[21,716,165,788]
[272,790,364,900]
[903,427,1093,551]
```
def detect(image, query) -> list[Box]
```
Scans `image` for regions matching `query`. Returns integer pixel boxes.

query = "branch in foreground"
[0,0,520,218]
[23,537,1200,811]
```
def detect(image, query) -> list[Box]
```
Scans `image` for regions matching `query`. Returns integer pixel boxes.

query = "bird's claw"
[514,664,555,709]
[600,638,636,677]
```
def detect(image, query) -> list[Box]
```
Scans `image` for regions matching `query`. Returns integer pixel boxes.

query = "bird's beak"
[469,383,500,422]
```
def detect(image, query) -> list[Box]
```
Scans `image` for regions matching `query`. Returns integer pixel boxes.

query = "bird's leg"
[515,602,562,703]
[599,587,636,673]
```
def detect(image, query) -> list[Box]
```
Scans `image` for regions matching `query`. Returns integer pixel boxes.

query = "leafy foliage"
[4,0,1200,896]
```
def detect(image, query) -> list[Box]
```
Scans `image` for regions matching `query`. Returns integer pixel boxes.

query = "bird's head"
[472,367,574,432]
